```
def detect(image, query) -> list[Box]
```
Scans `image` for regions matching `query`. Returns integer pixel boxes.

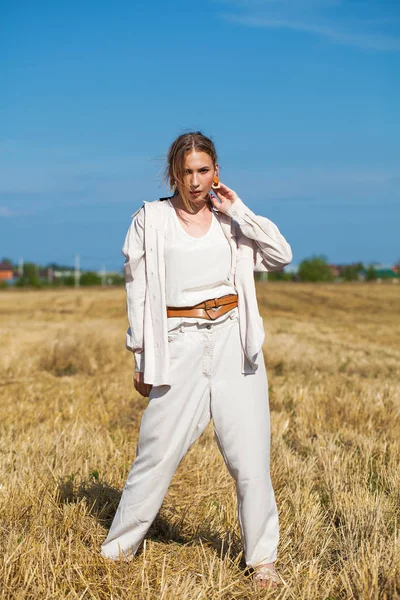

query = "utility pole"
[74,254,80,288]
[101,264,106,287]
[18,257,24,276]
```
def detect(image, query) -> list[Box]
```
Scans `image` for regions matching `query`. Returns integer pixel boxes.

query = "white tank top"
[165,199,237,327]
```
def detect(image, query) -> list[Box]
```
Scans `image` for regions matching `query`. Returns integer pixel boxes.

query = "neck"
[171,193,211,215]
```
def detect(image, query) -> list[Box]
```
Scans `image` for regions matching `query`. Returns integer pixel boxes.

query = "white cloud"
[215,0,400,52]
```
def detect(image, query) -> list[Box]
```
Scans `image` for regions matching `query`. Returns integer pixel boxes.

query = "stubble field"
[0,283,399,600]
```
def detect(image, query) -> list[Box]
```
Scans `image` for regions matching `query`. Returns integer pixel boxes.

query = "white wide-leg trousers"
[101,311,279,567]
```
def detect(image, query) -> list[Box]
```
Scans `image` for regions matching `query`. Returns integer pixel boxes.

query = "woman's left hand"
[209,182,239,214]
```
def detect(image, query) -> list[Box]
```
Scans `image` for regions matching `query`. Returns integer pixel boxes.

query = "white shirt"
[165,199,237,330]
[122,197,293,384]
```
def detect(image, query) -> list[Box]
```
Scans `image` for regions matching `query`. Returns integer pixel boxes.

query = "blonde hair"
[164,131,218,213]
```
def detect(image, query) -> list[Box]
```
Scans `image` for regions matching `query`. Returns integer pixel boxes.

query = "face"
[181,150,218,204]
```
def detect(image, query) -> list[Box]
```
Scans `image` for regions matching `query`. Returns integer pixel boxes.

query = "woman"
[101,132,292,589]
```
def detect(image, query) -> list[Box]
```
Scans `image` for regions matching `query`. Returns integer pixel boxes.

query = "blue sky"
[1,0,399,271]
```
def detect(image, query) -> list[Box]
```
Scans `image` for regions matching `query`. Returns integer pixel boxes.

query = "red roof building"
[0,263,14,281]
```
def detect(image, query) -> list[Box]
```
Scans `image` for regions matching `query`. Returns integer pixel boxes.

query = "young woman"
[101,132,292,589]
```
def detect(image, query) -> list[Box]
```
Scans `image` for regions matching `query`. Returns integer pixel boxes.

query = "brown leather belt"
[166,293,238,321]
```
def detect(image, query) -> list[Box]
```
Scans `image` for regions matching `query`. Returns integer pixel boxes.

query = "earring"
[211,175,221,190]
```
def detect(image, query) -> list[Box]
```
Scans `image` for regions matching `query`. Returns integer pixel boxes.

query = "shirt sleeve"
[133,350,144,372]
[226,196,293,271]
[122,206,147,360]
[125,329,144,371]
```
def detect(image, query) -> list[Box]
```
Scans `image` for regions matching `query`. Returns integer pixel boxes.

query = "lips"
[190,191,201,195]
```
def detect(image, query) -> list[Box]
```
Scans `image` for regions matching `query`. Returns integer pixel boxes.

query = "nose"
[190,173,200,188]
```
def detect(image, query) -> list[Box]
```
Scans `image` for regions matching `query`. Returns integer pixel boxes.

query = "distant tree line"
[1,256,399,289]
[0,258,124,289]
[256,256,399,282]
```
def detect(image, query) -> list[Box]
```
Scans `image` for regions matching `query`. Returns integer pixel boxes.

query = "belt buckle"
[204,298,220,320]
[204,298,217,311]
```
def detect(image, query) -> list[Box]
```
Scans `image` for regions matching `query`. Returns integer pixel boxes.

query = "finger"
[213,187,229,201]
[134,378,144,394]
[141,385,151,397]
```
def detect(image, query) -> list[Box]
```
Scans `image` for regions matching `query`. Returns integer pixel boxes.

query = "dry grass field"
[0,283,399,599]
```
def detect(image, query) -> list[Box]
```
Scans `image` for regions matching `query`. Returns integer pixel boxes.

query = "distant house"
[53,270,74,278]
[38,268,55,283]
[375,268,400,279]
[371,263,399,279]
[328,264,340,278]
[0,263,14,281]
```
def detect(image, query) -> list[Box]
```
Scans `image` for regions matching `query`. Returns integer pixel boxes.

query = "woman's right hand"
[133,371,153,397]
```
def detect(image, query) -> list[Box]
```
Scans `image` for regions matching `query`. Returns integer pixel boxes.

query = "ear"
[215,163,219,177]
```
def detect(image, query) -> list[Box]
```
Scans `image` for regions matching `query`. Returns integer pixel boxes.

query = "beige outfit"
[100,196,292,566]
[122,197,293,381]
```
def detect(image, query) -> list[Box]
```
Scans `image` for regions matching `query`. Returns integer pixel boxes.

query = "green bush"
[14,262,43,288]
[365,265,377,281]
[14,275,42,288]
[80,271,102,286]
[59,276,76,287]
[298,256,335,282]
[266,270,292,281]
[342,263,364,281]
[107,273,125,285]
